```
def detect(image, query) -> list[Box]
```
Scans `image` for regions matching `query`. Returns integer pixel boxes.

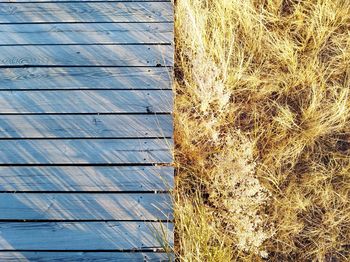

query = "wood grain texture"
[0,114,173,138]
[0,45,173,66]
[0,166,174,192]
[0,139,173,164]
[0,90,172,113]
[0,252,173,262]
[0,193,172,220]
[0,2,173,23]
[0,222,174,250]
[0,67,172,90]
[0,23,172,45]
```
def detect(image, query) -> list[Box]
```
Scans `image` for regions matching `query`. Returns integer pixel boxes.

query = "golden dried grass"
[174,0,350,261]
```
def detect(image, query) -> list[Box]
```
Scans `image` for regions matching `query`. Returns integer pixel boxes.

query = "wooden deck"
[0,0,174,261]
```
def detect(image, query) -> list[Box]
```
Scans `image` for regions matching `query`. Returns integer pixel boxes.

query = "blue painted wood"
[0,23,173,45]
[0,252,173,262]
[0,0,171,3]
[0,222,174,250]
[0,139,173,164]
[0,45,173,66]
[0,0,174,257]
[0,166,174,192]
[0,2,173,23]
[0,114,173,138]
[0,193,173,220]
[0,67,172,90]
[0,90,172,113]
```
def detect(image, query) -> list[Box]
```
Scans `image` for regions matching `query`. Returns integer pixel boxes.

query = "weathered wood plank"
[0,23,172,45]
[0,67,172,90]
[0,2,173,23]
[0,0,170,2]
[0,115,172,138]
[0,193,172,220]
[0,222,174,250]
[0,166,174,192]
[0,45,173,66]
[0,90,172,113]
[0,252,173,262]
[0,139,173,164]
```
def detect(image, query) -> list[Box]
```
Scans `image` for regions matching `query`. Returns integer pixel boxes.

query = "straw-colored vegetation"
[173,0,350,261]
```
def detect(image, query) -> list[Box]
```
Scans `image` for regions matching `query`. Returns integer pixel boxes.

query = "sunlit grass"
[174,0,350,260]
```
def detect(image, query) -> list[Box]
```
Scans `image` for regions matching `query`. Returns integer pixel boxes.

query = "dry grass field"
[173,0,350,261]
